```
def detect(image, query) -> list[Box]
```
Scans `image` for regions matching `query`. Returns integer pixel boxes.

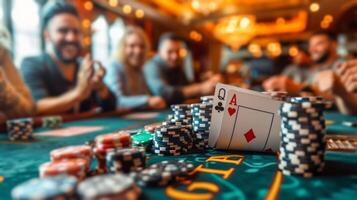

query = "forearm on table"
[181,83,202,98]
[0,78,36,118]
[117,95,149,109]
[334,91,357,115]
[36,89,80,115]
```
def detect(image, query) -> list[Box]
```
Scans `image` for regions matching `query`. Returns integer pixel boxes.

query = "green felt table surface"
[0,111,356,200]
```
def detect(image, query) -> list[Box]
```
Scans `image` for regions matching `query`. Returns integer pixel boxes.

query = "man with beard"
[144,33,221,104]
[263,31,340,95]
[20,1,115,115]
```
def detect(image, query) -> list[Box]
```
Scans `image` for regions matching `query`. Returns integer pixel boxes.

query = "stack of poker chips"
[171,104,192,125]
[94,132,132,173]
[191,103,213,150]
[6,118,33,141]
[12,176,77,200]
[153,125,193,156]
[42,115,63,129]
[131,160,195,187]
[50,145,92,164]
[278,96,327,177]
[77,174,141,200]
[39,158,89,180]
[200,95,214,104]
[106,147,146,173]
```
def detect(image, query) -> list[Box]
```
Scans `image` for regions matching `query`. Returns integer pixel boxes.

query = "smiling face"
[123,33,146,68]
[159,39,182,68]
[44,13,82,64]
[308,34,335,64]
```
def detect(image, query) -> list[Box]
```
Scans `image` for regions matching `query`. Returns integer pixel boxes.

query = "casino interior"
[1,0,357,200]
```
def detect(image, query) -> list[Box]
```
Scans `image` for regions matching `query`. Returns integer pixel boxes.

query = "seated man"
[314,60,357,115]
[0,28,35,122]
[21,1,115,115]
[263,31,340,96]
[105,26,166,110]
[144,33,220,104]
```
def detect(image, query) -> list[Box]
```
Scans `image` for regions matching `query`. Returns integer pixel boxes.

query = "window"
[11,0,41,67]
[92,15,109,65]
[109,18,125,56]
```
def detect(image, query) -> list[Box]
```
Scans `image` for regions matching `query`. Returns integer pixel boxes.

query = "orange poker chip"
[50,145,92,161]
[39,158,88,179]
[95,132,132,146]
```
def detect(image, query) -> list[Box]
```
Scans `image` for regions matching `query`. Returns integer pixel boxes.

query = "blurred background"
[1,0,357,86]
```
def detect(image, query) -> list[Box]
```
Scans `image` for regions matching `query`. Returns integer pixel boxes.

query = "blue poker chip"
[12,176,77,200]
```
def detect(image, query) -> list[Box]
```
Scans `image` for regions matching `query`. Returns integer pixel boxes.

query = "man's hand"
[74,54,94,101]
[263,75,301,95]
[337,59,357,93]
[148,96,167,109]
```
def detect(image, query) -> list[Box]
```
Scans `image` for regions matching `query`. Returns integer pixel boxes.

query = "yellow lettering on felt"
[206,155,244,165]
[192,164,234,179]
[166,182,219,200]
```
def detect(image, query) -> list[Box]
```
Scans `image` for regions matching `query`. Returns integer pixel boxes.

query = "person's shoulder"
[21,54,47,68]
[144,55,161,68]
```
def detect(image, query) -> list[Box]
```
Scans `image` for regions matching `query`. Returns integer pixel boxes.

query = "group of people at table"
[0,1,357,124]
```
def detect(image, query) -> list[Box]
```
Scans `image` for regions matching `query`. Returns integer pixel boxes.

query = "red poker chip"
[144,123,162,133]
[95,132,132,146]
[39,158,88,179]
[50,145,92,161]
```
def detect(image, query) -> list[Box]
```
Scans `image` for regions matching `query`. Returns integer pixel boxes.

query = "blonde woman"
[0,24,35,122]
[105,26,166,109]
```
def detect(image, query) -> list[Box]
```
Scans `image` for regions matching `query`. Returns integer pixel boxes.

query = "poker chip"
[39,158,89,180]
[278,97,327,178]
[12,176,77,200]
[144,123,162,133]
[191,103,212,150]
[50,145,92,162]
[132,160,195,187]
[77,173,141,200]
[262,91,288,101]
[132,131,153,150]
[200,96,214,104]
[153,124,193,156]
[42,116,62,129]
[95,132,132,146]
[106,147,146,173]
[6,118,33,141]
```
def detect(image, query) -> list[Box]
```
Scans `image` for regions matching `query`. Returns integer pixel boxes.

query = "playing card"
[213,85,282,152]
[215,88,239,149]
[36,126,104,137]
[209,83,233,147]
[209,83,272,147]
[228,106,274,151]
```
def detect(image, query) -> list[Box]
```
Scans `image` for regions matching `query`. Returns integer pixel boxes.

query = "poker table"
[0,110,356,200]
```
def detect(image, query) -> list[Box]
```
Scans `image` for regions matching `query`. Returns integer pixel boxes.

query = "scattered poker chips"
[12,176,77,200]
[131,160,195,187]
[200,96,214,104]
[39,158,89,180]
[278,97,327,178]
[106,147,146,173]
[153,125,193,156]
[42,116,62,129]
[191,103,213,150]
[77,174,141,200]
[6,118,33,141]
[94,132,132,173]
[50,145,92,163]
